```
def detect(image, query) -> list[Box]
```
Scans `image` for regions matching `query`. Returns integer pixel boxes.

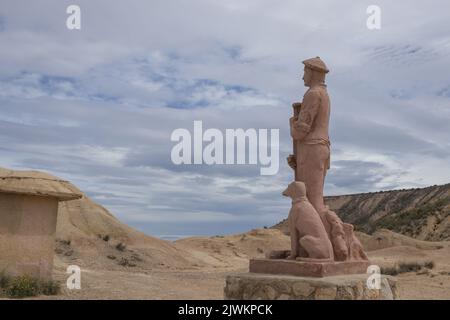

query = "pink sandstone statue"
[286,57,368,262]
[282,181,333,261]
[247,59,369,279]
[288,56,330,215]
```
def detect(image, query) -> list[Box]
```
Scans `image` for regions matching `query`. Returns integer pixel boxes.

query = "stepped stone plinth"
[249,258,371,278]
[224,273,398,300]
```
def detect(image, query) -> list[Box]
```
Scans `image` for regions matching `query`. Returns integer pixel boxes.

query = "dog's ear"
[293,181,307,197]
[288,182,296,195]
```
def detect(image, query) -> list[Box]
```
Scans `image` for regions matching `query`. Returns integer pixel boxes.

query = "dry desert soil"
[47,228,450,300]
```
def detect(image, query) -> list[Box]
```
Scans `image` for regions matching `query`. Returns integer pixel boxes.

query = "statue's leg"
[295,143,304,182]
[299,235,333,260]
[288,219,299,259]
[301,144,329,214]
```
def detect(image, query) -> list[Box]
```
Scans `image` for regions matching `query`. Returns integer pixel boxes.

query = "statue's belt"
[300,138,330,147]
[298,138,331,170]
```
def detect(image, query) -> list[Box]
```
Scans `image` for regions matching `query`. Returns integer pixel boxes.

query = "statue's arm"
[293,90,320,141]
[290,116,302,140]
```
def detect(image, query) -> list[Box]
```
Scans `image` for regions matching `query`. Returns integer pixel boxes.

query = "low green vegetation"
[0,273,60,298]
[375,198,450,233]
[365,197,450,236]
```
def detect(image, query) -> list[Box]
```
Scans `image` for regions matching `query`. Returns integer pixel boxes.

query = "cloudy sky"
[1,1,450,238]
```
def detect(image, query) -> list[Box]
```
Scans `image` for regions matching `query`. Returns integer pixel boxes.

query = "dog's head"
[282,181,307,199]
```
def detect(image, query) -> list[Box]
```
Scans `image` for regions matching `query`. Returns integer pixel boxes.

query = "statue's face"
[302,67,313,87]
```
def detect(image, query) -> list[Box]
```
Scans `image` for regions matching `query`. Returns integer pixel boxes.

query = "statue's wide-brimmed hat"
[302,56,329,73]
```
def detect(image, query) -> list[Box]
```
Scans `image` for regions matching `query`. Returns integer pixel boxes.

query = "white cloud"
[1,0,450,236]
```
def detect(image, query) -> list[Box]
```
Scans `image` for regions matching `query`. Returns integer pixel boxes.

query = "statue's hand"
[289,116,298,126]
[287,154,296,170]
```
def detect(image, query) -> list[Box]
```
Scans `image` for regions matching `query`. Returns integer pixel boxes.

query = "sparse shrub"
[130,254,143,262]
[107,255,116,260]
[56,239,71,248]
[116,242,127,251]
[5,276,39,298]
[39,280,60,296]
[424,260,435,269]
[102,235,110,242]
[0,272,11,289]
[398,262,422,273]
[118,258,136,267]
[0,273,60,298]
[380,266,398,276]
[382,260,435,276]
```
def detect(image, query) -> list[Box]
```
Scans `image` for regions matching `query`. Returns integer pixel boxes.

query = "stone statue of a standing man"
[287,57,331,216]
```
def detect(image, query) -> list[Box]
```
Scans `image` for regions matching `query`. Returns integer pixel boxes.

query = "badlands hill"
[0,166,199,271]
[56,195,200,271]
[273,183,450,241]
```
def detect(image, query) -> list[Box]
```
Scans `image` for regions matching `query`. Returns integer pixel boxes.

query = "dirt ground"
[42,228,450,300]
[48,267,450,300]
[51,269,233,300]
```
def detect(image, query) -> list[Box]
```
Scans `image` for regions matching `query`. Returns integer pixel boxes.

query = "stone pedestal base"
[224,273,398,300]
[250,258,370,277]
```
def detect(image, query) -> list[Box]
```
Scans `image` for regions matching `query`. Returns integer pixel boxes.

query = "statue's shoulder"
[303,86,323,99]
[305,85,328,99]
[313,84,328,92]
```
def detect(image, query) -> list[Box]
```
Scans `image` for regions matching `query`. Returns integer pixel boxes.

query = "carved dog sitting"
[282,181,334,261]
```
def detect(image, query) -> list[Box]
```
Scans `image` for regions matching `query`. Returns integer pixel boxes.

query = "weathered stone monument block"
[0,168,82,280]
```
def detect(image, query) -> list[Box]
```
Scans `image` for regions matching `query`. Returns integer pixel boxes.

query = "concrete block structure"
[0,168,82,280]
